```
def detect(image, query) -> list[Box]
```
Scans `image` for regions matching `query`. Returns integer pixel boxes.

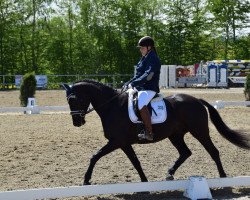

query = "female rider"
[123,36,161,141]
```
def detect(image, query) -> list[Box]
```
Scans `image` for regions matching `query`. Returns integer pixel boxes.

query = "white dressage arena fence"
[0,176,249,200]
[0,105,69,113]
[0,100,249,114]
[211,100,250,109]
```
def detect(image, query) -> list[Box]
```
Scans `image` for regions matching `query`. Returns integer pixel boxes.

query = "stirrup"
[138,130,154,141]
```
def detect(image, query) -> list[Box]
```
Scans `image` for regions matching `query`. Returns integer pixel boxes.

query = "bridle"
[70,108,94,117]
[67,89,127,117]
[67,93,92,117]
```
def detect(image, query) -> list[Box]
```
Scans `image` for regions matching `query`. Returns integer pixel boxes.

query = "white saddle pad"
[127,89,167,124]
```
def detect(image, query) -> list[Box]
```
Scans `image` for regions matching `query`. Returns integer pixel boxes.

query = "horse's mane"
[74,79,118,96]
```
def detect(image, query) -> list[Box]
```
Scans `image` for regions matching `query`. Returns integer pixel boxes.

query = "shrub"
[244,74,250,101]
[19,72,37,106]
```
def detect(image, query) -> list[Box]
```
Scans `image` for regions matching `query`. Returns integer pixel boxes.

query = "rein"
[69,89,127,117]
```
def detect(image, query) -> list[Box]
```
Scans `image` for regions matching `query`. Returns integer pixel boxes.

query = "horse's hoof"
[136,191,150,195]
[83,181,91,185]
[166,175,174,180]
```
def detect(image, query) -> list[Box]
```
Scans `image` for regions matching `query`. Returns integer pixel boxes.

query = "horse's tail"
[199,99,250,150]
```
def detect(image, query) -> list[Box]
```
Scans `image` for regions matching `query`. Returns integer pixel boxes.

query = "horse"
[62,79,250,185]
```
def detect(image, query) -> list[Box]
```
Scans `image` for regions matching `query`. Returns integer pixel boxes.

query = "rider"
[123,36,161,141]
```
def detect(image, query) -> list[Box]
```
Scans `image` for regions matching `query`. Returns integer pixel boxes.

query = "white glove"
[128,84,133,89]
[122,84,129,91]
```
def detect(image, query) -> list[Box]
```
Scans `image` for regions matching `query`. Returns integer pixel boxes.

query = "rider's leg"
[138,106,154,140]
[137,90,156,141]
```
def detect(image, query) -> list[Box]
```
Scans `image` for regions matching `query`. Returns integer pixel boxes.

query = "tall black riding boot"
[138,106,154,141]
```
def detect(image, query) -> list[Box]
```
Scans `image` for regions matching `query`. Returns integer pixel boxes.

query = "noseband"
[67,94,94,117]
[70,110,87,117]
[70,108,94,117]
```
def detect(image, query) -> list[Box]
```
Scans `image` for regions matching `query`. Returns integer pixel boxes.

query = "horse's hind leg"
[190,129,227,177]
[167,134,192,180]
[121,145,148,182]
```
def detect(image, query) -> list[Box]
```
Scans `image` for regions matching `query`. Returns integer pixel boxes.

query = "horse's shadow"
[96,187,250,200]
[210,187,250,199]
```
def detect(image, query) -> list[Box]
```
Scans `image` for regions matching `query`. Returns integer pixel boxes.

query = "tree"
[184,0,210,63]
[0,0,249,84]
[0,0,21,75]
[208,0,250,59]
[233,35,250,59]
[164,0,192,65]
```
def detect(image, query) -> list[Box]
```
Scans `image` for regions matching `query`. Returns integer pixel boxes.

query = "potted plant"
[19,72,37,107]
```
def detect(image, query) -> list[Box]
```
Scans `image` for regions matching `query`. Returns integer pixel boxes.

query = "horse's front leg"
[121,145,148,182]
[84,141,118,185]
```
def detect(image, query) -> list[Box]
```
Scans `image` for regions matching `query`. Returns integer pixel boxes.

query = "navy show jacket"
[129,50,161,93]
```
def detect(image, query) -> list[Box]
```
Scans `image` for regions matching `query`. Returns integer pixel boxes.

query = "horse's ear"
[61,83,71,92]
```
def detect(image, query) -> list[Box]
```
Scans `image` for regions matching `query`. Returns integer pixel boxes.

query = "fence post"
[3,75,5,88]
[112,75,115,87]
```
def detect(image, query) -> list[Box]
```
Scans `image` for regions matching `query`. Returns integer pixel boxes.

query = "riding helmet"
[137,36,155,47]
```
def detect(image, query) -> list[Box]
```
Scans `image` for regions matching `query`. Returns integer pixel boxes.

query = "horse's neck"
[86,83,116,116]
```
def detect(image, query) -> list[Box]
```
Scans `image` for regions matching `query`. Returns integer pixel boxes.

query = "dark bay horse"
[62,79,250,185]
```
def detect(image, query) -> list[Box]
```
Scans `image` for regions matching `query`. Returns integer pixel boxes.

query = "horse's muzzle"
[73,118,86,127]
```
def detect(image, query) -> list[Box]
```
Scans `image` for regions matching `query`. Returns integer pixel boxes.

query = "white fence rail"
[0,101,249,114]
[211,100,250,109]
[0,106,69,113]
[0,176,249,200]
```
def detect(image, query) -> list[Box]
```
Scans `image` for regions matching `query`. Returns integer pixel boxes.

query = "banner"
[36,75,47,88]
[228,77,246,84]
[15,75,23,87]
[15,75,48,88]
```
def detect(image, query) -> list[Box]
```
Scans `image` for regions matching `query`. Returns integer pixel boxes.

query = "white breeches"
[138,90,156,110]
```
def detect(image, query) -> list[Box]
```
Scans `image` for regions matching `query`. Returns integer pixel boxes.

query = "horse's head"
[61,83,90,127]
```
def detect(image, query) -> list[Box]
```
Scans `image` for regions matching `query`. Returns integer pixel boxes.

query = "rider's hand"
[122,84,128,91]
[122,83,133,91]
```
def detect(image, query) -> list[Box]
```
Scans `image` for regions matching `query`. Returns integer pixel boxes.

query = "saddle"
[132,93,158,120]
[127,88,167,124]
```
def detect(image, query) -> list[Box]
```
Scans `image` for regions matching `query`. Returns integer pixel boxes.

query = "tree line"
[0,0,250,77]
